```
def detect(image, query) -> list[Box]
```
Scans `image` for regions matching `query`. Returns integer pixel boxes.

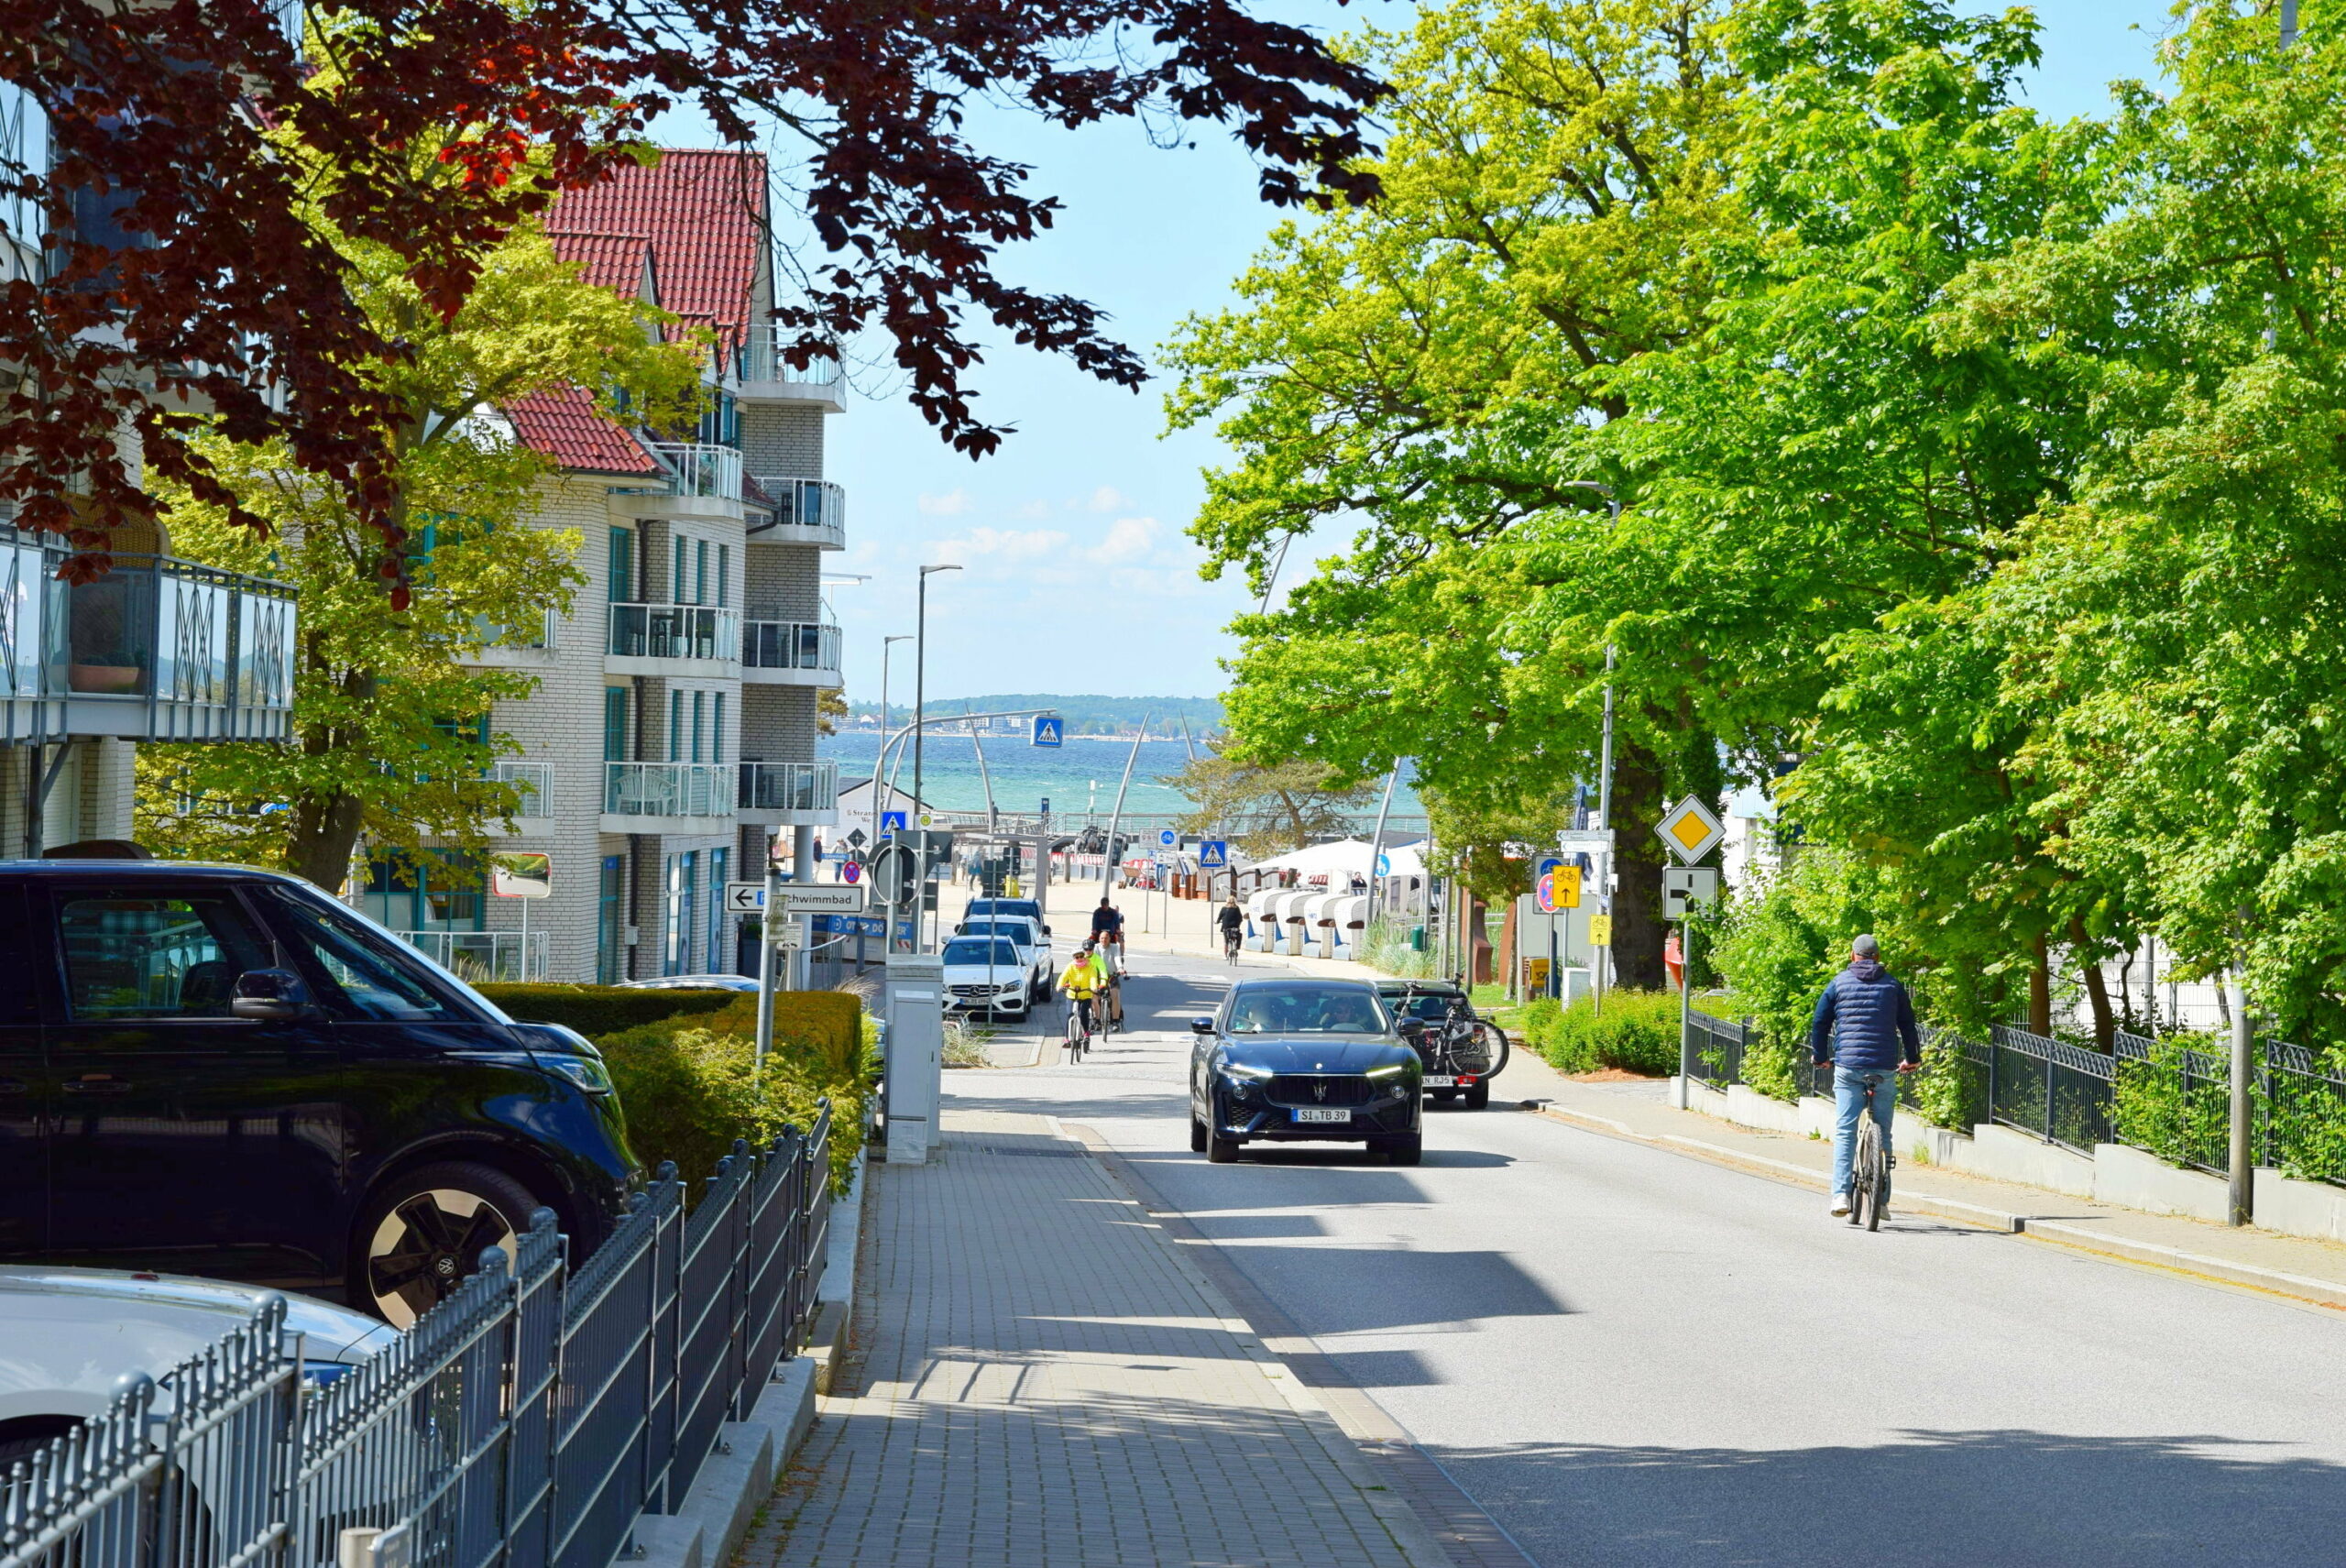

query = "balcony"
[735,329,846,410]
[607,602,740,674]
[602,761,733,831]
[488,761,554,822]
[746,477,846,550]
[737,761,839,826]
[740,619,841,686]
[394,929,549,983]
[0,530,298,745]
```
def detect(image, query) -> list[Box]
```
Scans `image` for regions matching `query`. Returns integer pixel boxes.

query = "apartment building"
[356,149,842,984]
[0,85,301,856]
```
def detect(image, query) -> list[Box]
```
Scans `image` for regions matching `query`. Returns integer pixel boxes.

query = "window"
[259,891,461,1023]
[604,687,629,762]
[663,851,698,975]
[695,540,709,607]
[717,544,730,609]
[57,894,271,1020]
[668,690,684,762]
[360,853,484,932]
[1224,983,1392,1036]
[672,537,687,604]
[608,528,634,603]
[691,690,707,763]
[597,857,626,985]
[707,848,729,972]
[712,693,727,765]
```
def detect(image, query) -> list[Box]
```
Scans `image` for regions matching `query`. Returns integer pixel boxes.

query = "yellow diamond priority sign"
[1655,795,1725,866]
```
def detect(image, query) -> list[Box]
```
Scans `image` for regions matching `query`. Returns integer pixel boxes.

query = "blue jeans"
[1832,1068,1900,1196]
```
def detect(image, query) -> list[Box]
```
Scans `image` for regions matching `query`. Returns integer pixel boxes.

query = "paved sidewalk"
[744,1109,1448,1568]
[1499,1045,2346,1309]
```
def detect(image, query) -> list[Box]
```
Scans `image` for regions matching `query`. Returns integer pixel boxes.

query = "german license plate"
[1292,1107,1351,1124]
[1422,1075,1456,1088]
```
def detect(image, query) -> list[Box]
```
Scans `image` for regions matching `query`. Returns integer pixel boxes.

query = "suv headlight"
[543,1057,615,1097]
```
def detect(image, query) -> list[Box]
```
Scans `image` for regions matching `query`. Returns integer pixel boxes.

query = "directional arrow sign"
[724,881,768,914]
[1654,795,1725,866]
[777,884,867,915]
[1199,839,1228,869]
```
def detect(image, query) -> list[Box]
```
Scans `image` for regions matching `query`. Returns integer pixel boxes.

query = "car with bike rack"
[1377,981,1512,1110]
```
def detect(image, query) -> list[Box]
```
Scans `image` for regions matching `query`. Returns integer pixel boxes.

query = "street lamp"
[1559,480,1621,1014]
[913,564,961,949]
[872,634,913,814]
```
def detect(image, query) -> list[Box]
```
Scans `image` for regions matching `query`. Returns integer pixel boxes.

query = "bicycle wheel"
[1853,1116,1883,1230]
[1065,1010,1083,1064]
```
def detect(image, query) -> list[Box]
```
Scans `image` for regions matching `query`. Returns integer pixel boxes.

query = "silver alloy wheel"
[366,1188,521,1329]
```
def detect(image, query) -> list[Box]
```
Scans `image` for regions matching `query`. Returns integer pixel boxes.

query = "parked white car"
[941,933,1043,1020]
[952,916,1055,995]
[0,1266,395,1470]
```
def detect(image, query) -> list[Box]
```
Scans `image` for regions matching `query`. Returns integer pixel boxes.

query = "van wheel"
[353,1162,538,1328]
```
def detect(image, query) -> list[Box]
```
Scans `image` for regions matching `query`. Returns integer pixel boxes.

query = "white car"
[952,916,1054,996]
[941,932,1043,1020]
[0,1266,395,1470]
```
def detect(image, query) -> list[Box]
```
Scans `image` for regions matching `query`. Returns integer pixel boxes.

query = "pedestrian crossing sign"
[881,810,908,835]
[1199,840,1228,868]
[1654,795,1724,865]
[1033,716,1064,749]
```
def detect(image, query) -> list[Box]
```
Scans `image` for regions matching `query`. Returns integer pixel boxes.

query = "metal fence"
[0,1110,831,1568]
[1684,1011,1746,1091]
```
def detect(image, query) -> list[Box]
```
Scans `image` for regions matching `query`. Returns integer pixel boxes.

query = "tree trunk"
[1498,896,1518,1000]
[2028,930,2053,1036]
[2072,916,2114,1050]
[1609,740,1668,990]
[285,787,367,894]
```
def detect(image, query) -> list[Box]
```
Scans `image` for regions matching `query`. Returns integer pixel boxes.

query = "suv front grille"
[1266,1075,1374,1108]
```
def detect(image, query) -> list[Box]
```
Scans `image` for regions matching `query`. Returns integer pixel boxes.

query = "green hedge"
[477,983,746,1036]
[1519,990,1683,1076]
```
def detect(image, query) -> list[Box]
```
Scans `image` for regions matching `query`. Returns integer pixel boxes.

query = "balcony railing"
[488,761,553,818]
[393,929,549,983]
[748,477,846,549]
[646,442,743,502]
[0,530,298,743]
[740,328,843,394]
[605,761,731,818]
[741,619,841,675]
[738,761,839,814]
[608,602,740,663]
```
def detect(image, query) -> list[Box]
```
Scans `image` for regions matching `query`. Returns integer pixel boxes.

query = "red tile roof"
[506,385,658,476]
[546,149,768,356]
[548,230,654,300]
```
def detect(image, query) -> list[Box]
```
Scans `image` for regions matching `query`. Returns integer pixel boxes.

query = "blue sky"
[747,2,2182,702]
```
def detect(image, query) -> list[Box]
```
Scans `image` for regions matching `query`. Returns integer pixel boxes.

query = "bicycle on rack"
[1383,980,1511,1111]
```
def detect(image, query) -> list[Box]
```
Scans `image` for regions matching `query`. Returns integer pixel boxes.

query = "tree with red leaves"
[0,0,1384,594]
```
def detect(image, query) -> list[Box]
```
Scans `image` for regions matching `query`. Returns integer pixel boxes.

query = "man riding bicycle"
[1091,896,1124,950]
[1092,935,1124,1032]
[1217,896,1244,959]
[1810,933,1922,1218]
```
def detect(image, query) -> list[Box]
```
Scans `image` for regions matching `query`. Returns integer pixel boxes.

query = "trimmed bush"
[1522,990,1682,1076]
[597,1024,865,1197]
[694,991,864,1081]
[477,983,744,1036]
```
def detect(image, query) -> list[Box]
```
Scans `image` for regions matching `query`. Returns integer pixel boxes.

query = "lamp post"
[872,634,913,808]
[1559,480,1622,1014]
[913,564,961,948]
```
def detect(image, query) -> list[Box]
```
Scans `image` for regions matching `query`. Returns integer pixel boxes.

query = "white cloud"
[930,526,1069,565]
[915,488,972,517]
[1083,516,1158,565]
[1083,485,1131,514]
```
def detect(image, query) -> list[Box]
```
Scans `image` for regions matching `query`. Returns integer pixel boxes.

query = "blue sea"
[817,729,1425,822]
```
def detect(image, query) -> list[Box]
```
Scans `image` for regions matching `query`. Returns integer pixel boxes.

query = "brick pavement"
[744,1109,1449,1568]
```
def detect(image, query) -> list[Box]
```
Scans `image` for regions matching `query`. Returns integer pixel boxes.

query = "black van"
[0,862,641,1325]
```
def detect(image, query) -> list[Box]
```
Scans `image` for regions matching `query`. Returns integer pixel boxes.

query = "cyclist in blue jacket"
[1811,934,1922,1217]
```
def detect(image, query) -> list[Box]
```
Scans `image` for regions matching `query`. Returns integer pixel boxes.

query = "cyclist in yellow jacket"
[1060,941,1105,1040]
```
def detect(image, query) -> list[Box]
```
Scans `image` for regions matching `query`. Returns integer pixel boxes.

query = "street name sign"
[778,884,867,915]
[1654,796,1724,865]
[724,881,768,914]
[1199,840,1229,869]
[1556,829,1615,857]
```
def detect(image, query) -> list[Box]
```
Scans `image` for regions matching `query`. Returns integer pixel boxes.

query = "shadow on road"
[1433,1429,2346,1568]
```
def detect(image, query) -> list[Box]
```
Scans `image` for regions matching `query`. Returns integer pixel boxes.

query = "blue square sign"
[1032,716,1064,749]
[881,810,908,835]
[1199,839,1228,868]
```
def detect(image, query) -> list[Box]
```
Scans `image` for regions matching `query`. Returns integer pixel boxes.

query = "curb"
[1530,1100,2346,1309]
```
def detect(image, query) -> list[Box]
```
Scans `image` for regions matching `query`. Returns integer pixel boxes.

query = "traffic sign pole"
[754,865,778,1082]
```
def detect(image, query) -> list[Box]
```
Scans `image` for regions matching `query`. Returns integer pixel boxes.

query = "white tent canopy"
[1245,837,1428,885]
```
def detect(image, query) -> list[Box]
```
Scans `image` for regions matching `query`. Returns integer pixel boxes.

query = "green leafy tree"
[1170,742,1380,857]
[139,189,703,889]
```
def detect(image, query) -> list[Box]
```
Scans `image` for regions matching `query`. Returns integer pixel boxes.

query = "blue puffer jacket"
[1809,959,1921,1070]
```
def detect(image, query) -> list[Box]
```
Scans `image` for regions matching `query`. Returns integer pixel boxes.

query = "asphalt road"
[948,947,2346,1567]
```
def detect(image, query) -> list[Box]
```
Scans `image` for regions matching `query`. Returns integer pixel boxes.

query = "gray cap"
[1852,933,1880,958]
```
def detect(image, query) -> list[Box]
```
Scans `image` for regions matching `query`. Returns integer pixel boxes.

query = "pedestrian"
[1662,928,1684,992]
[1810,934,1922,1218]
